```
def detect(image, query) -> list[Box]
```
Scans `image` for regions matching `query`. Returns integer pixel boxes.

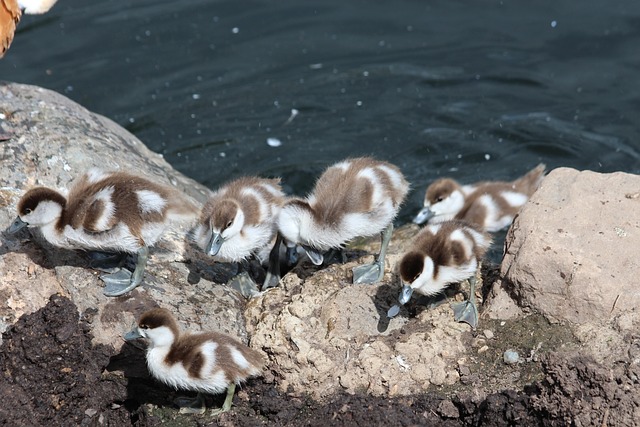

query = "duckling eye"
[140,324,149,330]
[436,197,443,202]
[24,208,32,214]
[226,220,233,228]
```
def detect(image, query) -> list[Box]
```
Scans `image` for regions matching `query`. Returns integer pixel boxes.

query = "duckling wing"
[65,186,119,234]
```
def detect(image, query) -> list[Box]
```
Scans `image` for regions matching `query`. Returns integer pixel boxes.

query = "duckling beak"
[302,245,324,266]
[413,206,434,225]
[206,232,224,256]
[6,216,28,234]
[124,326,142,341]
[398,284,414,305]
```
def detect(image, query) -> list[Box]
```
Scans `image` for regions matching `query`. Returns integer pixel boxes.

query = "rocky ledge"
[0,82,638,426]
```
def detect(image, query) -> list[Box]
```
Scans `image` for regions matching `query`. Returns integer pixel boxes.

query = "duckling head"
[414,178,464,224]
[125,307,179,349]
[205,199,245,256]
[8,187,66,233]
[398,251,435,304]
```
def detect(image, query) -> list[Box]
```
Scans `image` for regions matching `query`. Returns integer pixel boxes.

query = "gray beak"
[413,207,434,225]
[124,326,142,341]
[302,245,324,266]
[7,216,28,234]
[206,232,224,256]
[398,285,414,305]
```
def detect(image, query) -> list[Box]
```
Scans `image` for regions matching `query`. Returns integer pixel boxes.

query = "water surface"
[2,0,640,223]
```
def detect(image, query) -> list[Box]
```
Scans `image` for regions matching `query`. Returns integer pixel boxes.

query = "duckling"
[124,307,264,415]
[387,220,491,329]
[413,164,546,232]
[1,0,58,58]
[6,169,198,296]
[277,157,409,285]
[192,176,285,295]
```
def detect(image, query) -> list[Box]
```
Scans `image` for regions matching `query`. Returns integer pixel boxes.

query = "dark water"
[2,0,640,224]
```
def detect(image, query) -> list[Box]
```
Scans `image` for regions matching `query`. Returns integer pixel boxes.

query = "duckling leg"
[451,275,479,329]
[352,223,393,284]
[176,392,206,415]
[102,246,149,297]
[210,383,236,416]
[85,251,129,271]
[262,234,282,291]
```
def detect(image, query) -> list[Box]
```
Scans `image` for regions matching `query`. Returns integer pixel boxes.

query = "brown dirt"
[1,295,638,427]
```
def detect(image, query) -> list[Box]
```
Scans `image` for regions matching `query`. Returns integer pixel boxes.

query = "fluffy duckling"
[413,164,546,231]
[277,157,409,285]
[124,307,264,415]
[1,0,58,58]
[6,169,197,296]
[192,176,285,294]
[388,220,491,329]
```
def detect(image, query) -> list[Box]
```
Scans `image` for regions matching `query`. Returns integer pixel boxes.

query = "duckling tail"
[514,163,546,195]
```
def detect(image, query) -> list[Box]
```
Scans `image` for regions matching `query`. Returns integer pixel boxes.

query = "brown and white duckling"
[413,164,546,232]
[1,0,58,58]
[277,157,409,285]
[388,220,491,329]
[192,176,285,294]
[124,307,264,415]
[6,169,197,296]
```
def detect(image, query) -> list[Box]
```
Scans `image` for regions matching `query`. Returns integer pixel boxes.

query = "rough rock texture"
[501,167,640,324]
[246,225,479,398]
[497,167,640,363]
[0,82,247,349]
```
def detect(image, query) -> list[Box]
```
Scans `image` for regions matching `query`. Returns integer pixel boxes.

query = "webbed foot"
[175,393,206,414]
[451,300,479,329]
[352,261,384,284]
[102,269,138,297]
[262,270,280,292]
[229,271,261,298]
[101,247,148,297]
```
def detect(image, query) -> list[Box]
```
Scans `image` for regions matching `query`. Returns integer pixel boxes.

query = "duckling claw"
[451,300,479,329]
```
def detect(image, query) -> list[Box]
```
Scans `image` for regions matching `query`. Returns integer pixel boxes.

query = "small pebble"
[483,329,494,339]
[478,345,489,354]
[503,349,520,364]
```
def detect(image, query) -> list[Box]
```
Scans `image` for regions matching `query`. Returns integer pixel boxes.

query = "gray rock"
[0,83,246,348]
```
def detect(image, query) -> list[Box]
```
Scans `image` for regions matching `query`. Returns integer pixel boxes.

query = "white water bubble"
[551,20,557,28]
[267,137,282,147]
